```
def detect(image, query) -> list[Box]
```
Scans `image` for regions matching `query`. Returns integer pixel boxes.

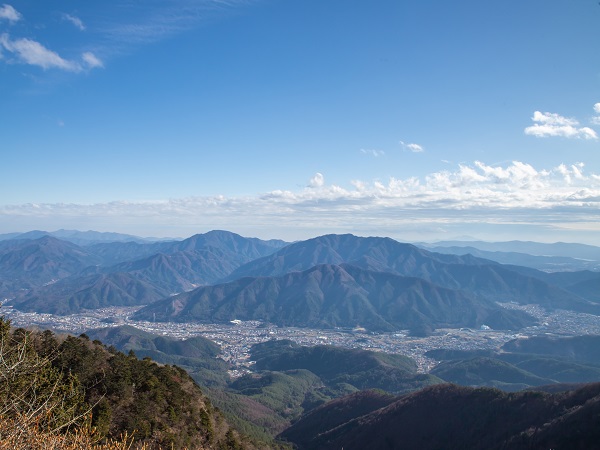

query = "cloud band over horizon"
[2,161,599,244]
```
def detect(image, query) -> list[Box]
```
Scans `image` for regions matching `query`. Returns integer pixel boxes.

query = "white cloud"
[0,4,20,22]
[555,163,585,184]
[595,103,600,114]
[400,141,424,153]
[0,34,104,72]
[0,34,79,71]
[360,149,385,157]
[82,51,103,68]
[63,14,85,31]
[530,111,577,126]
[309,173,325,188]
[524,111,598,139]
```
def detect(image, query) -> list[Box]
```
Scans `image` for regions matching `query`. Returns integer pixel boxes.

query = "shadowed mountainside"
[133,263,536,332]
[280,382,600,450]
[10,272,166,314]
[502,335,600,365]
[424,336,600,391]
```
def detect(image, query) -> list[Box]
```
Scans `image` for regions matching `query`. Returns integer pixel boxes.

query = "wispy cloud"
[63,13,85,31]
[0,4,20,22]
[82,51,103,69]
[524,110,598,139]
[2,161,599,242]
[98,0,252,50]
[360,149,385,157]
[400,141,424,153]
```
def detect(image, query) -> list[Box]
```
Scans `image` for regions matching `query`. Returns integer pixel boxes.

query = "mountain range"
[133,234,599,331]
[222,234,598,312]
[4,230,287,314]
[3,230,600,334]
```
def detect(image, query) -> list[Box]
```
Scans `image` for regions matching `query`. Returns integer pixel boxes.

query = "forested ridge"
[0,318,249,449]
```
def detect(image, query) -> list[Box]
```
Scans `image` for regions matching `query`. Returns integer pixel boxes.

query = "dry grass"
[0,417,147,450]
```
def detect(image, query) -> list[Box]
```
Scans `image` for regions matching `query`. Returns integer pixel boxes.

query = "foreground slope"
[0,320,249,449]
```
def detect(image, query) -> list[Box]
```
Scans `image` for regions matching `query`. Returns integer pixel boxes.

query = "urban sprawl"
[2,302,600,377]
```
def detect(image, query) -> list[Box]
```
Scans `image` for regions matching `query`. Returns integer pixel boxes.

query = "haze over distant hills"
[423,240,600,272]
[0,229,166,245]
[0,235,102,295]
[428,240,600,260]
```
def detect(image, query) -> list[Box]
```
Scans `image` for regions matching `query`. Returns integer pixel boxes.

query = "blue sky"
[1,0,600,244]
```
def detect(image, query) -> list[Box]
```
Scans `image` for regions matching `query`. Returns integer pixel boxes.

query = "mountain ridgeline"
[5,230,288,314]
[133,233,600,332]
